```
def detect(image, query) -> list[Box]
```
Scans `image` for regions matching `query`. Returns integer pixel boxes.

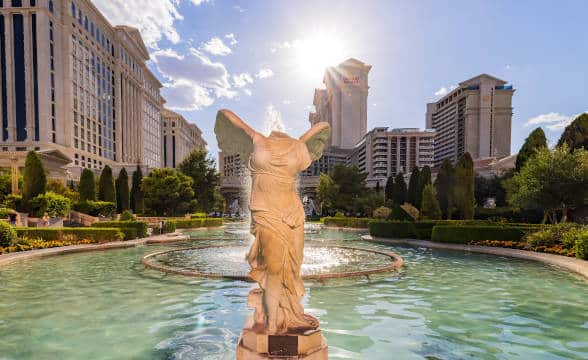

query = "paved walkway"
[0,232,191,266]
[362,235,588,280]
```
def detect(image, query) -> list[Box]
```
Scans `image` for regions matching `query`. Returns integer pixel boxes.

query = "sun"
[293,32,346,80]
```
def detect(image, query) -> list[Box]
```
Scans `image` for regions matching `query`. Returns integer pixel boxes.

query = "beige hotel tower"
[0,0,168,179]
[426,74,514,167]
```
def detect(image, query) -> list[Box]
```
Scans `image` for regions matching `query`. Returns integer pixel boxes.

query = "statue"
[215,109,330,358]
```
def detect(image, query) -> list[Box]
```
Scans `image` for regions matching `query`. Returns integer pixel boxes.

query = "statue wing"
[299,122,331,161]
[215,109,257,163]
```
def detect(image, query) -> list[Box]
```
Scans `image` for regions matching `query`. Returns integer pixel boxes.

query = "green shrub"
[0,221,17,247]
[22,151,47,205]
[322,217,371,228]
[29,192,71,217]
[474,207,544,223]
[190,212,207,219]
[174,218,223,229]
[4,194,23,212]
[14,228,123,242]
[119,210,134,221]
[0,208,13,218]
[73,201,116,217]
[163,221,177,233]
[369,221,415,238]
[372,207,391,219]
[334,211,344,218]
[431,225,539,244]
[78,169,96,202]
[526,223,578,248]
[91,220,148,240]
[575,234,588,260]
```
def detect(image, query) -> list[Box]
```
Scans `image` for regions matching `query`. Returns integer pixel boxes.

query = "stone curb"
[362,235,588,280]
[0,232,191,266]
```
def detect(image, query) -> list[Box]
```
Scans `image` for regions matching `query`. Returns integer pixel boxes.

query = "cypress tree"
[392,172,406,205]
[98,165,116,203]
[421,184,441,220]
[516,127,547,170]
[407,167,420,207]
[557,113,588,152]
[115,168,130,213]
[384,175,394,201]
[417,165,432,210]
[453,152,475,219]
[22,151,46,204]
[79,168,96,201]
[130,166,144,214]
[435,159,454,219]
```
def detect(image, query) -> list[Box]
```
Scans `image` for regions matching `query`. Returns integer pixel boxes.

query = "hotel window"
[71,2,75,17]
[48,1,53,12]
[12,1,22,7]
[30,0,36,6]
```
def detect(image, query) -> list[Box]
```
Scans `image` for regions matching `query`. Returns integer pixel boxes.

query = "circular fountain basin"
[142,245,402,280]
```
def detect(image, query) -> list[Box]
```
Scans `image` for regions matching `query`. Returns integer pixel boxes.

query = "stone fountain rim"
[141,244,403,281]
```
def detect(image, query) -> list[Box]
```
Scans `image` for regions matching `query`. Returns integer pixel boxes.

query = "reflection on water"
[0,225,587,359]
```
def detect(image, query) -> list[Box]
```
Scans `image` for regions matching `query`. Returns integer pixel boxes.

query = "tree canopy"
[141,168,195,216]
[330,165,367,212]
[452,152,475,219]
[516,127,547,170]
[407,167,420,207]
[384,175,394,201]
[98,165,116,203]
[22,151,46,205]
[416,165,432,209]
[130,166,144,214]
[177,149,220,213]
[557,113,588,152]
[435,159,454,219]
[78,168,96,202]
[421,184,441,220]
[504,145,588,223]
[115,168,130,213]
[316,173,338,215]
[392,172,406,205]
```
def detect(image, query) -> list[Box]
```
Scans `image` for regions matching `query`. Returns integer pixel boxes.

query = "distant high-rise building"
[0,0,165,179]
[426,74,514,166]
[347,127,436,188]
[309,58,371,149]
[162,109,206,169]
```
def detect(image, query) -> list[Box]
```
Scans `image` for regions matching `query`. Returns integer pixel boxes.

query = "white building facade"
[162,108,206,169]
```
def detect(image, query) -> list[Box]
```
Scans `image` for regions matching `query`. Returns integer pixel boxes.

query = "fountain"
[214,109,334,358]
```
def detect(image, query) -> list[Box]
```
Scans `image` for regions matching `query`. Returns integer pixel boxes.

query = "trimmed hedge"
[174,218,223,229]
[431,224,543,244]
[91,220,148,240]
[369,221,417,239]
[73,201,116,217]
[15,228,123,242]
[322,217,371,228]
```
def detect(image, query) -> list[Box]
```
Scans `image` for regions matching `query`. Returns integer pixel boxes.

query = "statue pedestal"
[236,289,328,359]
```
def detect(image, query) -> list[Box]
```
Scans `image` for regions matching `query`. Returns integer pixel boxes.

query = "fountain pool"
[0,224,587,359]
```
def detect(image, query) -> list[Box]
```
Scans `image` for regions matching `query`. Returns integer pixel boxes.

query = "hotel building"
[162,108,206,169]
[347,127,436,188]
[0,0,165,179]
[426,74,514,167]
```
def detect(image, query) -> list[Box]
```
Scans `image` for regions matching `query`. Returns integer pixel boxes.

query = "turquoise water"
[0,225,587,359]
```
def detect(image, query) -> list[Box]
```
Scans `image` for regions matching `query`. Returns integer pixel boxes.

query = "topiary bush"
[322,217,371,228]
[72,201,116,217]
[372,207,391,220]
[0,221,17,247]
[190,212,207,219]
[163,221,177,233]
[91,220,148,240]
[575,234,588,260]
[431,225,540,244]
[174,218,223,229]
[14,228,123,242]
[29,192,71,218]
[119,210,134,221]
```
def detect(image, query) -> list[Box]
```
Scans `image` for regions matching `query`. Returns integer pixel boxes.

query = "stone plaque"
[268,335,298,357]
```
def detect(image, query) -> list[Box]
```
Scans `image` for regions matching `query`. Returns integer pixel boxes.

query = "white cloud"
[256,68,274,79]
[282,100,292,105]
[233,5,246,13]
[153,48,236,110]
[434,85,456,97]
[243,89,252,96]
[162,80,214,111]
[190,0,210,5]
[200,37,232,56]
[524,112,586,131]
[225,33,238,46]
[93,0,183,48]
[233,73,254,88]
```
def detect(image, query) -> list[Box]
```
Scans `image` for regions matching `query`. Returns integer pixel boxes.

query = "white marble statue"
[215,109,330,335]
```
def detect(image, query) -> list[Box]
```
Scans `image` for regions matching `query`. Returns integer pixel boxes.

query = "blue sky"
[95,0,588,161]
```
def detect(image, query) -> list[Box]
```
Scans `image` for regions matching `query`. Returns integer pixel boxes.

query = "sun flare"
[293,32,347,79]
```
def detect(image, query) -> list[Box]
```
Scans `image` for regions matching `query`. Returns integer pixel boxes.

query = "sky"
[94,0,588,162]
